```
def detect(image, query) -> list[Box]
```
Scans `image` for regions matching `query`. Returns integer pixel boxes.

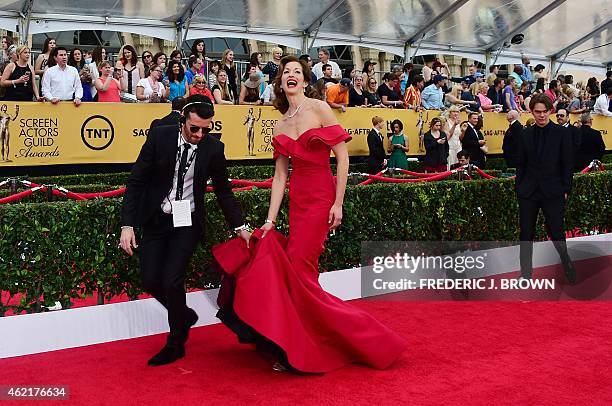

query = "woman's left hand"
[328,203,343,230]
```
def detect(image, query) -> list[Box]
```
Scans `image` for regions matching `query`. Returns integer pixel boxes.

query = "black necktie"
[176,144,191,201]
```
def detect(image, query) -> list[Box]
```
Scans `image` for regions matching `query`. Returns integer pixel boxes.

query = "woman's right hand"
[260,221,275,238]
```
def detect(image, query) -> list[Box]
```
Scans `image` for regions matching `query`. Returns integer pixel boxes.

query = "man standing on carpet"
[120,94,251,366]
[515,93,575,283]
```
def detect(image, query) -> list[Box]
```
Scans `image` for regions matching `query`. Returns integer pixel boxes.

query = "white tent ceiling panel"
[31,0,188,22]
[186,26,302,50]
[0,15,16,31]
[0,0,608,67]
[422,0,559,49]
[513,0,610,58]
[28,16,176,40]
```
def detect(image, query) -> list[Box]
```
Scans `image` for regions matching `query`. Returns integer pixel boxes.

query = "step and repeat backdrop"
[0,102,610,167]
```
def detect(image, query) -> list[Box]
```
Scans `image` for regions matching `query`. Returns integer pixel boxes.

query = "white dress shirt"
[41,64,83,101]
[312,60,342,80]
[593,93,612,117]
[162,132,198,214]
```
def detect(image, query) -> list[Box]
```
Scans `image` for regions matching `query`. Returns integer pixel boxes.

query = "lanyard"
[176,145,197,201]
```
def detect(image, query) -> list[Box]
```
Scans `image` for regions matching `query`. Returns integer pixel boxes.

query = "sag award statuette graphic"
[243,107,261,156]
[0,104,19,162]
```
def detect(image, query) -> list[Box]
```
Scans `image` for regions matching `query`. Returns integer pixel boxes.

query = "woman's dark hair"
[41,37,55,54]
[68,48,85,69]
[209,60,220,71]
[152,52,167,67]
[91,47,105,64]
[170,50,183,62]
[250,52,261,66]
[141,50,153,64]
[513,65,523,75]
[342,65,355,79]
[534,64,545,72]
[411,75,424,86]
[403,63,413,73]
[535,77,545,92]
[47,48,58,68]
[362,60,375,74]
[489,65,497,73]
[121,45,138,66]
[166,60,185,82]
[273,55,317,114]
[430,117,441,128]
[183,94,214,120]
[390,119,403,132]
[190,39,205,58]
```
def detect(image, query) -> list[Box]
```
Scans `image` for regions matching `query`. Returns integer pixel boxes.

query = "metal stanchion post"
[9,179,17,195]
[46,185,54,202]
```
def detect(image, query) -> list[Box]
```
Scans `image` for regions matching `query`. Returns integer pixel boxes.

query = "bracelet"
[265,219,276,225]
[11,80,16,88]
[233,224,250,234]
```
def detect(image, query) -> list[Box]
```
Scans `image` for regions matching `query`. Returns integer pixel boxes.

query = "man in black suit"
[575,113,606,170]
[461,112,486,169]
[502,109,523,168]
[367,116,387,174]
[150,97,186,128]
[555,108,582,168]
[515,93,575,283]
[120,95,251,366]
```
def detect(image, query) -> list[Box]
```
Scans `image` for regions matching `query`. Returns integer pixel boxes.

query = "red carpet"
[1,300,611,405]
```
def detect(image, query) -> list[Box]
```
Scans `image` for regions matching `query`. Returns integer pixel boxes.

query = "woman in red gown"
[214,56,406,373]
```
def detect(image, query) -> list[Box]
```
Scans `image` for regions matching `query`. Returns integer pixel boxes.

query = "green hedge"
[1,172,609,315]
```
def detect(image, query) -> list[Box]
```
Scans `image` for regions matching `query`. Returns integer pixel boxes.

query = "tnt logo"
[81,115,114,150]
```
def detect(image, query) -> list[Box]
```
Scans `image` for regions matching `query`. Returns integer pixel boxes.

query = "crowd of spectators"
[0,38,610,119]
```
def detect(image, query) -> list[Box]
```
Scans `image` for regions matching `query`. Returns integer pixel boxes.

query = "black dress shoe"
[563,261,577,285]
[184,308,199,341]
[148,345,185,366]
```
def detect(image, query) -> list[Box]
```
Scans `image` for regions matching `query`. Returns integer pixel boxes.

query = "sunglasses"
[189,125,212,134]
[369,81,377,84]
[144,54,152,58]
[556,114,566,117]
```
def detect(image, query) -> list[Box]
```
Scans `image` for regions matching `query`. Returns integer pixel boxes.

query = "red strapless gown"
[213,124,406,373]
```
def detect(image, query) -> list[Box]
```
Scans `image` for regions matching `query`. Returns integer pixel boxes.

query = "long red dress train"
[213,124,407,373]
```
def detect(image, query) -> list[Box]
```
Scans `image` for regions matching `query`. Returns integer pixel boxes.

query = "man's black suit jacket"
[502,120,523,168]
[515,121,573,200]
[150,111,181,129]
[367,128,386,173]
[121,124,243,233]
[575,125,605,170]
[461,125,486,168]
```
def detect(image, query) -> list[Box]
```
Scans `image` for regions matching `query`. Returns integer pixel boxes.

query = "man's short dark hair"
[493,78,502,87]
[182,94,214,120]
[299,54,311,62]
[607,70,612,78]
[55,46,67,55]
[529,93,554,111]
[489,65,497,73]
[411,75,424,86]
[322,63,331,71]
[468,112,479,120]
[549,80,558,90]
[171,97,186,112]
[457,150,470,159]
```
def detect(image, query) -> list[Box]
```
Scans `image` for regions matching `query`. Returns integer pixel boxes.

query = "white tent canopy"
[0,0,610,71]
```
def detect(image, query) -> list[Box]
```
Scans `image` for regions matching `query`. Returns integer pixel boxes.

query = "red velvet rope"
[473,167,496,179]
[363,170,454,183]
[0,187,41,204]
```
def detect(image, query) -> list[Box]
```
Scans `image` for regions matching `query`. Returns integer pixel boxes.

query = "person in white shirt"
[312,48,341,80]
[261,83,275,105]
[41,46,83,106]
[593,89,612,117]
